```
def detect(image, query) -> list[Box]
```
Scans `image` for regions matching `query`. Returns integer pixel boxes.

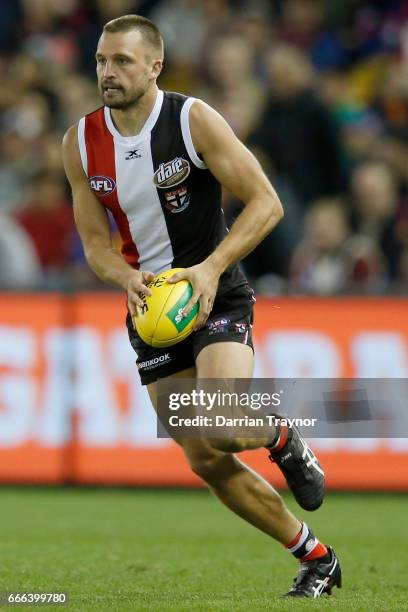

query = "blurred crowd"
[0,0,407,294]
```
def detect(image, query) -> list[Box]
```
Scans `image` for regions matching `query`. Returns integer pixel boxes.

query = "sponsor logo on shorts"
[234,322,248,334]
[137,353,172,371]
[207,317,231,335]
[153,157,190,189]
[89,175,116,196]
[164,186,191,213]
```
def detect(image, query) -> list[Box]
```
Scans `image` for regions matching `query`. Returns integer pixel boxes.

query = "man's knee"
[189,453,225,482]
[181,440,240,484]
[208,437,266,453]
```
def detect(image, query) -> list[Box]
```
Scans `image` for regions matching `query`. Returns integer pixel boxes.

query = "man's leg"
[193,342,341,598]
[147,349,341,597]
[193,341,300,543]
[147,347,299,544]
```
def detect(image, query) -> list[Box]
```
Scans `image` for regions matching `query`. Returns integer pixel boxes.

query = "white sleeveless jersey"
[78,89,246,293]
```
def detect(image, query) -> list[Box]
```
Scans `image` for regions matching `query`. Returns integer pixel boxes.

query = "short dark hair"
[103,15,163,58]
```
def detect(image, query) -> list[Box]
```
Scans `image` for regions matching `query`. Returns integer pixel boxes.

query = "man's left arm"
[169,100,284,329]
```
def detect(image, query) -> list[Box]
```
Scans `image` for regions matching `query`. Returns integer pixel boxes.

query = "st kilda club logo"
[89,175,116,197]
[153,157,190,189]
[164,186,191,213]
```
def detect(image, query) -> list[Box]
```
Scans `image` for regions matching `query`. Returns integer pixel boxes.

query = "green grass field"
[0,488,406,611]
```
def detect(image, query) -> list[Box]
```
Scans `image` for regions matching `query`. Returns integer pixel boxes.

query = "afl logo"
[89,175,116,197]
[153,157,190,189]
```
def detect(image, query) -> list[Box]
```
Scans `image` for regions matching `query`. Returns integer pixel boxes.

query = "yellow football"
[133,268,199,347]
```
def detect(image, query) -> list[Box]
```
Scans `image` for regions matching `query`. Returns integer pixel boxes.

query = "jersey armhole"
[180,98,207,170]
[77,117,88,176]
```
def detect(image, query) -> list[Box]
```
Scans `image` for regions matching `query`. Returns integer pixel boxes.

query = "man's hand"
[168,262,220,331]
[127,270,155,316]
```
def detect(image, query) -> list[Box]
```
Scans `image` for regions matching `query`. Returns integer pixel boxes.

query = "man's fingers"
[167,271,187,284]
[193,295,210,331]
[194,312,209,331]
[128,290,146,310]
[129,282,151,296]
[142,271,155,283]
[182,292,200,318]
[139,283,152,296]
[128,298,136,317]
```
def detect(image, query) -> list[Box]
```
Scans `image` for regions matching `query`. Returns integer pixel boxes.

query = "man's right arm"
[62,125,153,313]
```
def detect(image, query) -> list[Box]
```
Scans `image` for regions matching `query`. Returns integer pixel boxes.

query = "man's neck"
[110,85,158,137]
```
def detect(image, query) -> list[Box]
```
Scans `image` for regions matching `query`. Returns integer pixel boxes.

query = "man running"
[62,15,341,598]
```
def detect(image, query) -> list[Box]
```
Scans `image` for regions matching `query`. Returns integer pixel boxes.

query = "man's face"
[96,30,161,109]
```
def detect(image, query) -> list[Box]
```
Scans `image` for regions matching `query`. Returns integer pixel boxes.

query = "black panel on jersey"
[150,91,247,298]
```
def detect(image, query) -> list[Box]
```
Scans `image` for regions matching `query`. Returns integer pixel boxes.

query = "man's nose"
[103,60,116,79]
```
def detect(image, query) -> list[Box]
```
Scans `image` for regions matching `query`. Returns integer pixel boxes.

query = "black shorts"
[127,283,255,385]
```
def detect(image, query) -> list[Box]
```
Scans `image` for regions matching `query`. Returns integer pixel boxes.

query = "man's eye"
[97,58,106,65]
[118,58,128,65]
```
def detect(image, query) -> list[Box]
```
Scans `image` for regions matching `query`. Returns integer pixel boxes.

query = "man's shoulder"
[63,106,105,141]
[154,91,191,127]
[62,123,83,180]
[82,105,105,119]
[163,90,189,103]
[160,91,206,122]
[62,123,78,151]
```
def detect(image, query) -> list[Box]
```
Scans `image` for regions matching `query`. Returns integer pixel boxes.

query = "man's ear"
[151,59,163,79]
